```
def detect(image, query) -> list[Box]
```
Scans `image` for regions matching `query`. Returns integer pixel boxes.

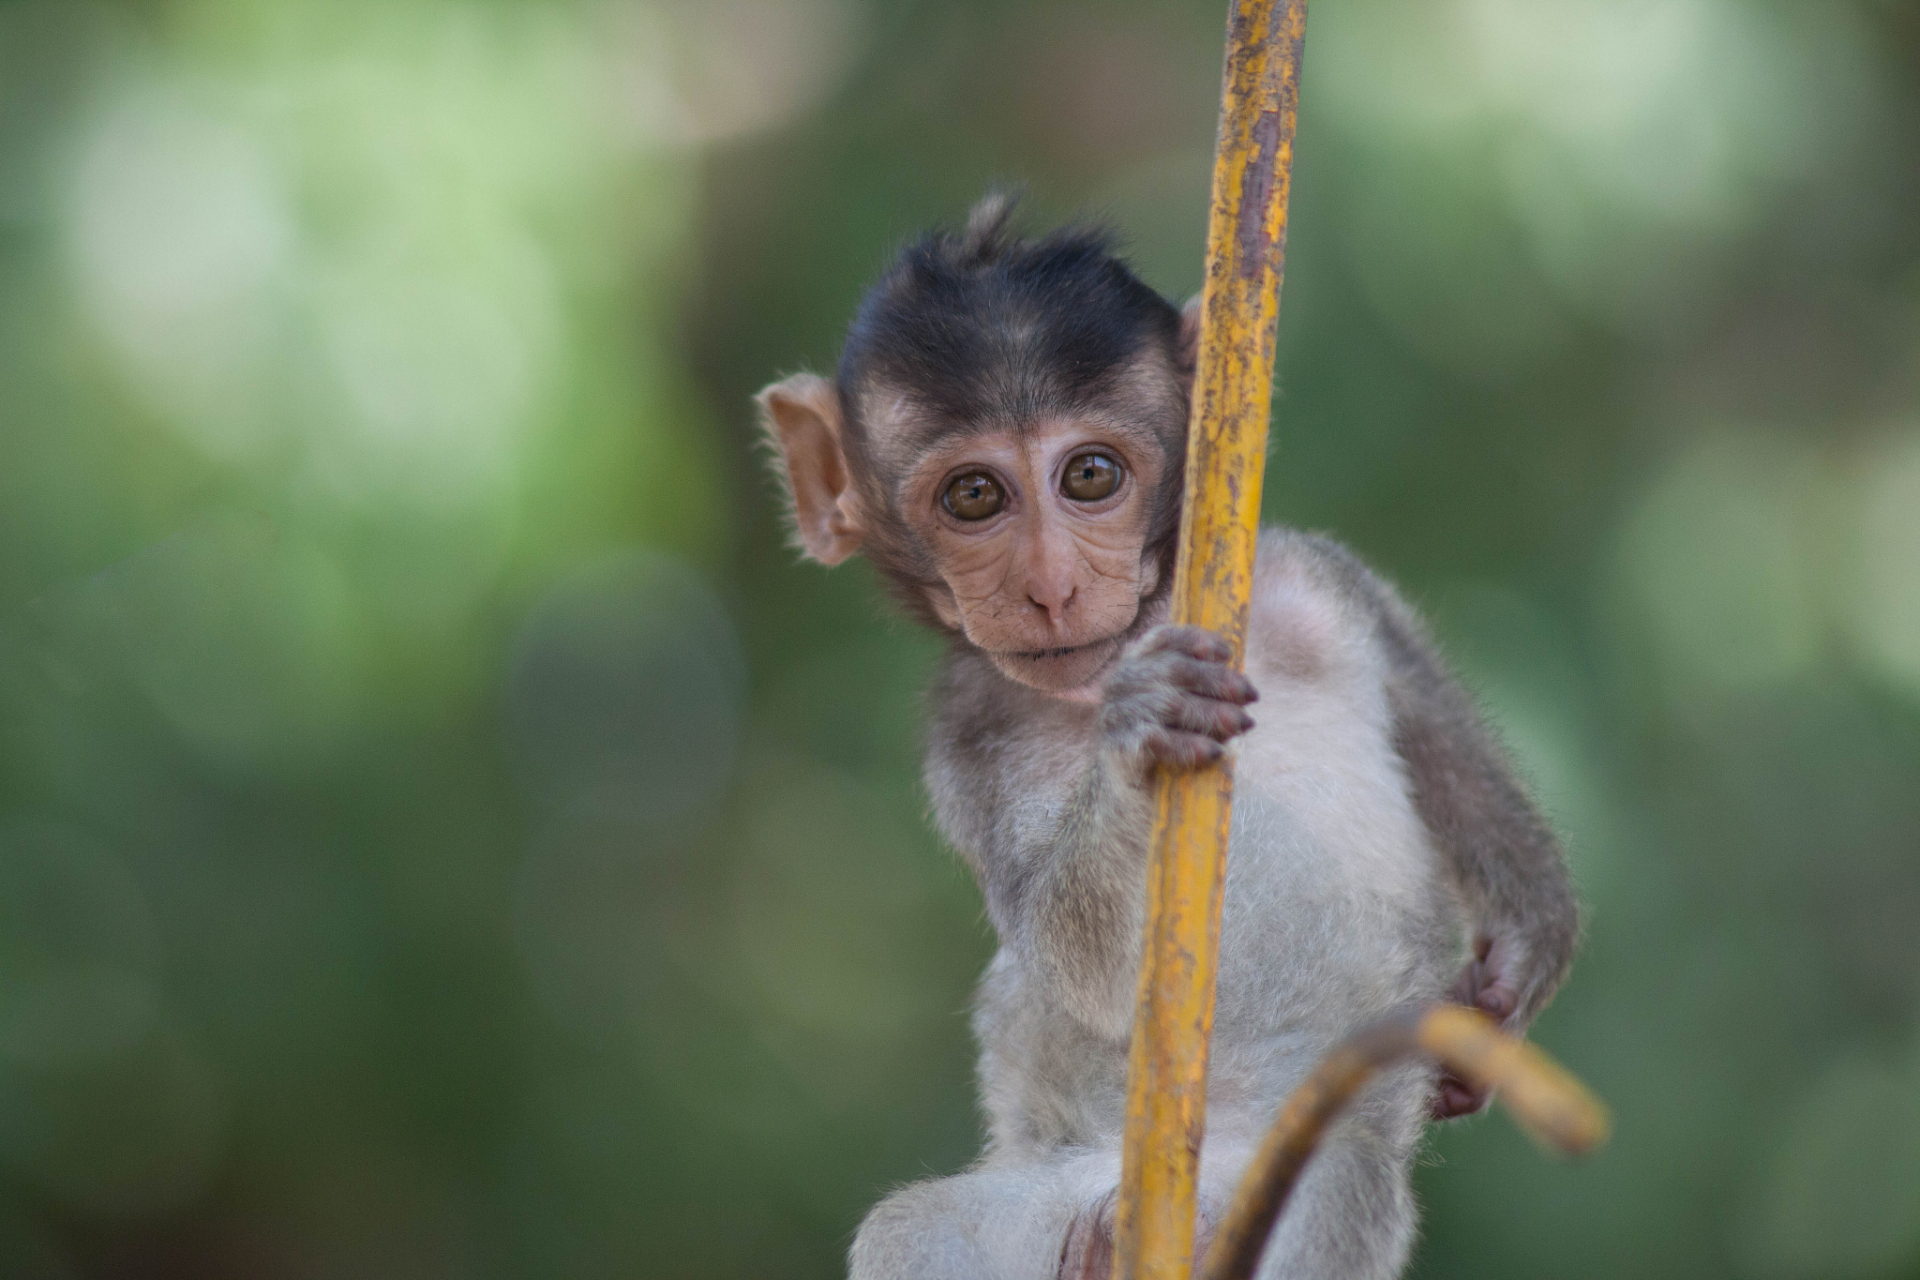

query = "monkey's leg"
[848,1150,1118,1280]
[1230,1066,1427,1280]
[1244,1115,1419,1280]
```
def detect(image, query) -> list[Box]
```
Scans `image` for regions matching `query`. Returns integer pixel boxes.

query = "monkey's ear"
[756,373,867,566]
[1177,294,1203,379]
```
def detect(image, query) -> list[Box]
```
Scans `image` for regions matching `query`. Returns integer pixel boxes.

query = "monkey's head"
[759,194,1196,700]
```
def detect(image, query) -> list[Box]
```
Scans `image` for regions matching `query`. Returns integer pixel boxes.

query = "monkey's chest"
[1209,749,1457,1043]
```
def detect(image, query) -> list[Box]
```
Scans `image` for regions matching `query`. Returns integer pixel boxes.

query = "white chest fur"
[1208,541,1456,1046]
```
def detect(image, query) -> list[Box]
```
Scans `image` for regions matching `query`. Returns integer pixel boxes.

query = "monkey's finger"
[1166,693,1255,741]
[1142,728,1227,770]
[1143,625,1233,663]
[1475,981,1518,1023]
[1163,655,1259,704]
[1429,1073,1491,1120]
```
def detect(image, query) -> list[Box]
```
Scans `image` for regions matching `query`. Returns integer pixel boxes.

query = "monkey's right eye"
[942,473,1005,520]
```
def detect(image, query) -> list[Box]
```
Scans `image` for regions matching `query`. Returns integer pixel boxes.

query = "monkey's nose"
[1021,520,1080,629]
[1027,581,1077,629]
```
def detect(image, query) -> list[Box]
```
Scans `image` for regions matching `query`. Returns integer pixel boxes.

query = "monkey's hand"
[1431,933,1523,1119]
[1099,626,1257,776]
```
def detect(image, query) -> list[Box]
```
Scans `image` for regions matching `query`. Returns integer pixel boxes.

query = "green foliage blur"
[2,0,1918,1276]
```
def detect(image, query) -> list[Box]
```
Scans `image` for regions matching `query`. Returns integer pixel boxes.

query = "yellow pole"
[1113,3,1307,1279]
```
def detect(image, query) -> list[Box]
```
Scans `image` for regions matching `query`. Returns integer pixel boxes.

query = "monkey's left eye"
[1061,452,1122,502]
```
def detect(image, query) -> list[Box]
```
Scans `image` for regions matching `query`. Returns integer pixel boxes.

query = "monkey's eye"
[942,472,1006,520]
[1061,452,1122,502]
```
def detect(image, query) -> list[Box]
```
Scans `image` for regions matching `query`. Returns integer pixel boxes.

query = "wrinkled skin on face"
[899,417,1168,697]
[758,348,1187,700]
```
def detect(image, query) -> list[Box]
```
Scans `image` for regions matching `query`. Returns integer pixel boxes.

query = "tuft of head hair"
[835,190,1185,444]
[955,188,1022,265]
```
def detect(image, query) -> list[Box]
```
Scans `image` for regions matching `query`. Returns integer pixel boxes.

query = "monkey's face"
[759,355,1187,700]
[900,416,1170,697]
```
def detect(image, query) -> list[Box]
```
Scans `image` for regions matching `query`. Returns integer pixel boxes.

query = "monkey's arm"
[1358,570,1580,1035]
[925,631,1256,1041]
[1396,666,1580,1122]
[1274,532,1579,1034]
[1007,743,1156,1041]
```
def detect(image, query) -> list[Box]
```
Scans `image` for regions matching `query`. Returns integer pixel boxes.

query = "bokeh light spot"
[1608,432,1821,692]
[1844,430,1920,702]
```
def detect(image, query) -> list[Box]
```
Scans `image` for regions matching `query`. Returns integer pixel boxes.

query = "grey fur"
[850,528,1579,1280]
[959,187,1024,263]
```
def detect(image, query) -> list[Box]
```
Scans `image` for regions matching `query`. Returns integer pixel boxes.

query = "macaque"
[757,194,1578,1280]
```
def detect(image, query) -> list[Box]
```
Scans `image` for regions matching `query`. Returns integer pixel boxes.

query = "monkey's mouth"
[994,634,1127,699]
[1015,641,1106,660]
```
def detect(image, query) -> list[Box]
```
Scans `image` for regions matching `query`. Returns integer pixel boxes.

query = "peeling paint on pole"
[1112,3,1308,1280]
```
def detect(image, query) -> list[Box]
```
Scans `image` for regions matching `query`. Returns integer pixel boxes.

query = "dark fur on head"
[833,191,1192,627]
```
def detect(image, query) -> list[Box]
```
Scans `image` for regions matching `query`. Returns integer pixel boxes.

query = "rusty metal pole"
[1112,3,1308,1280]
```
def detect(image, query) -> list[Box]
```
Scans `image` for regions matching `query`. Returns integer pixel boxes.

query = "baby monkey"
[758,195,1578,1280]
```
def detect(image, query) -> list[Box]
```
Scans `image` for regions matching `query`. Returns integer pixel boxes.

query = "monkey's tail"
[1197,1005,1609,1280]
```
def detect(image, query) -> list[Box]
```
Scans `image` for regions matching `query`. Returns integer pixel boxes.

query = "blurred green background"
[2,0,1918,1276]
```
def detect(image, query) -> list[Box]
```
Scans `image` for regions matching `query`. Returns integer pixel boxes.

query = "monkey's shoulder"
[1241,526,1417,695]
